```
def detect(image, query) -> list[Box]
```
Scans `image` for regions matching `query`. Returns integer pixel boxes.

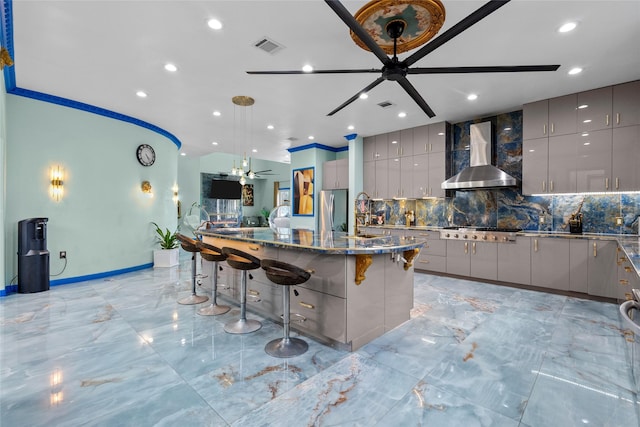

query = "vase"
[153,248,179,267]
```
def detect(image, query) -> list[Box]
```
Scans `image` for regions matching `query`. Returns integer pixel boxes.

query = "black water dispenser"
[18,218,50,293]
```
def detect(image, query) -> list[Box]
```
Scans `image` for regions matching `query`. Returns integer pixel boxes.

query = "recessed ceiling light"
[558,22,577,33]
[252,149,258,153]
[212,141,218,145]
[568,67,582,75]
[467,93,478,101]
[212,111,221,116]
[308,135,314,140]
[267,124,274,130]
[164,63,177,72]
[359,93,369,99]
[136,91,147,98]
[347,125,355,130]
[180,152,186,156]
[302,64,313,73]
[398,112,407,118]
[207,18,222,30]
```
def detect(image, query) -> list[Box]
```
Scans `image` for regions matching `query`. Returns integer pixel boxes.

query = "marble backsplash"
[371,111,640,234]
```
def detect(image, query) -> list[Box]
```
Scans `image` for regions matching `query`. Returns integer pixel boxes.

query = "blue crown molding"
[344,133,358,141]
[10,88,182,149]
[0,262,154,296]
[287,142,348,153]
[0,0,181,149]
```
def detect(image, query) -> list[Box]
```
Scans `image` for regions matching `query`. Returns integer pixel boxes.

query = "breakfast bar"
[196,228,425,350]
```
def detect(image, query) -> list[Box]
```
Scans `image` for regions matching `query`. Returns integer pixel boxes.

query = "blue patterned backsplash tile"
[373,110,640,235]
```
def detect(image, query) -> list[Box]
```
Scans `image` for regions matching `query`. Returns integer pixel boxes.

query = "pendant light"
[231,96,254,181]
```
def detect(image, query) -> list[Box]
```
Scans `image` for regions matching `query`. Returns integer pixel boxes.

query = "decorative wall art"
[293,167,314,216]
[242,184,254,206]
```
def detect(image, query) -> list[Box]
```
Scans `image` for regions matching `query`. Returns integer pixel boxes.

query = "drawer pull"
[625,266,632,273]
[464,242,468,254]
[299,301,315,310]
[593,242,597,257]
[534,239,538,252]
[418,259,430,264]
[248,289,260,296]
[619,279,630,285]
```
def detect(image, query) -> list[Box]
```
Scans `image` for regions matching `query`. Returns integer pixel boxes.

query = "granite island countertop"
[196,228,425,255]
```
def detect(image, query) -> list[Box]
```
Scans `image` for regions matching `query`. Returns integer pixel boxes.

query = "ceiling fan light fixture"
[359,92,369,99]
[351,0,446,55]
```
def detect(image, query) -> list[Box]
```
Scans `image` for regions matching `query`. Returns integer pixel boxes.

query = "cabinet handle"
[424,143,428,152]
[429,187,433,196]
[625,266,632,273]
[472,242,476,254]
[464,242,468,254]
[606,114,610,126]
[620,279,629,286]
[543,124,547,135]
[418,259,430,264]
[550,181,554,192]
[534,239,538,252]
[299,301,315,310]
[429,143,433,152]
[542,181,546,192]
[550,123,555,134]
[248,289,260,296]
[616,113,620,125]
[616,177,619,190]
[605,177,609,190]
[593,242,597,257]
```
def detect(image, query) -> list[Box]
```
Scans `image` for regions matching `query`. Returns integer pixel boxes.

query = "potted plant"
[151,222,180,267]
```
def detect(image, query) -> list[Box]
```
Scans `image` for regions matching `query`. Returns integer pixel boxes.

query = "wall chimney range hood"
[441,121,518,190]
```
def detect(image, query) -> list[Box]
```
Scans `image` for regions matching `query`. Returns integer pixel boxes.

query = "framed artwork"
[292,167,314,216]
[242,184,254,206]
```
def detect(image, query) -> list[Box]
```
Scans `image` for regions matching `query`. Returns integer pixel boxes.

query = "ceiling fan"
[244,158,274,179]
[247,0,560,118]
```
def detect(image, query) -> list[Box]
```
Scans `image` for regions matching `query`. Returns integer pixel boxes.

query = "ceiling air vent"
[377,101,394,108]
[254,37,284,54]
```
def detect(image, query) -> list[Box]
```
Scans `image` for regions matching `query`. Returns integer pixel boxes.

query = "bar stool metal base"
[224,318,262,334]
[178,294,209,305]
[197,303,230,316]
[265,337,308,358]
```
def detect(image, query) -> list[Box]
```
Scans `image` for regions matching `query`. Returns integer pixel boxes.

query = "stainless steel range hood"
[441,121,518,190]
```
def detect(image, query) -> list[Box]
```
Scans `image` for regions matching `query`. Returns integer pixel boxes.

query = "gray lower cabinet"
[470,241,497,281]
[497,237,531,285]
[531,237,570,290]
[569,239,589,293]
[617,246,640,301]
[446,240,470,277]
[406,230,446,273]
[587,240,618,298]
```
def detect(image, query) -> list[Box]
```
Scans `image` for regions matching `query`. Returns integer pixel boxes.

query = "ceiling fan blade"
[405,0,511,67]
[408,65,561,74]
[324,0,390,65]
[247,68,381,75]
[397,77,436,118]
[253,170,272,174]
[327,77,385,116]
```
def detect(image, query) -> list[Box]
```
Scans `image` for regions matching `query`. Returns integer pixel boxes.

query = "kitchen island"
[196,228,424,351]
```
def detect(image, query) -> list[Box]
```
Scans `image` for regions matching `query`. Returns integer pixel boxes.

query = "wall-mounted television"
[209,179,242,199]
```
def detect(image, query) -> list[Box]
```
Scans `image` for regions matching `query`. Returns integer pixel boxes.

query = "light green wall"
[0,72,6,292]
[177,154,201,219]
[5,95,178,286]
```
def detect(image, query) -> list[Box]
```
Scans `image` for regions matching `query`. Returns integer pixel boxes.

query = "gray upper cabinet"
[322,158,348,190]
[412,154,428,198]
[363,136,376,162]
[387,131,401,158]
[428,150,446,198]
[522,137,549,195]
[428,122,447,153]
[363,160,376,198]
[613,80,640,127]
[577,87,612,132]
[523,94,577,140]
[413,125,429,154]
[612,125,640,191]
[576,129,612,192]
[547,133,578,194]
[376,134,389,160]
[398,129,414,157]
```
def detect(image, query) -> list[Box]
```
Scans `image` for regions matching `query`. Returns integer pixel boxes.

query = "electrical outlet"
[539,216,546,224]
[59,251,67,259]
[615,217,623,226]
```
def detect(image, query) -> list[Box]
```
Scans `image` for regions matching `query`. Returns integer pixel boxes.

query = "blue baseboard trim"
[1,263,154,297]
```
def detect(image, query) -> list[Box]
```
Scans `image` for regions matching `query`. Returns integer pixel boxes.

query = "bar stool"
[176,234,209,305]
[261,259,311,358]
[222,247,262,334]
[195,241,230,316]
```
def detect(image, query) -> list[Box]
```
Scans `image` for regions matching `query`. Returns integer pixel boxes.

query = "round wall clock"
[136,144,155,166]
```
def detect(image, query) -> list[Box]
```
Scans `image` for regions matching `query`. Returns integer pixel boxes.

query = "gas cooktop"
[440,226,522,243]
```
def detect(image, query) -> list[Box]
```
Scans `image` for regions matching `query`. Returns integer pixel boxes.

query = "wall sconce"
[141,180,153,197]
[50,165,64,201]
[172,185,179,204]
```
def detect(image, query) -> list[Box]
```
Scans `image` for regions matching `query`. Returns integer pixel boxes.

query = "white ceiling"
[10,0,640,163]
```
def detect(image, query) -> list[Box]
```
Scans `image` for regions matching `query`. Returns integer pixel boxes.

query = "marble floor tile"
[1,259,638,427]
